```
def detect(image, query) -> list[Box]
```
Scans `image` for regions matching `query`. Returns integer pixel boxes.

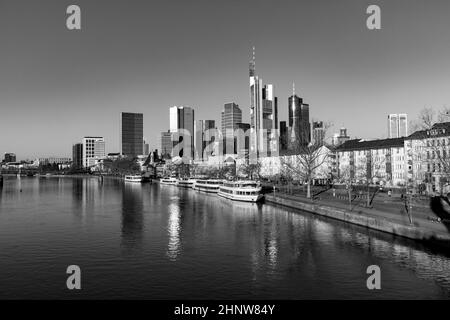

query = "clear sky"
[2,0,450,160]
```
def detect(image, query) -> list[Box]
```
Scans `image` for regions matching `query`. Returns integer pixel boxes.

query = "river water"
[0,176,449,299]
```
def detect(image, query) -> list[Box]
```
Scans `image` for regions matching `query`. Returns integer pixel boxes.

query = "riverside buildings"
[404,122,450,193]
[335,137,406,186]
[72,143,83,168]
[82,137,106,168]
[249,48,279,158]
[120,112,143,157]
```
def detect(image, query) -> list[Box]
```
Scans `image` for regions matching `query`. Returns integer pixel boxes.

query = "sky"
[2,0,450,160]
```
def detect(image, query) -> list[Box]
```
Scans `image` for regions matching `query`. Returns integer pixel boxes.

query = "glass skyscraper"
[120,112,143,157]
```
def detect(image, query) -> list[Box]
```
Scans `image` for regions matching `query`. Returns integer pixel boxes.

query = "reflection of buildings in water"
[71,178,101,220]
[336,227,450,291]
[121,183,144,251]
[167,202,181,261]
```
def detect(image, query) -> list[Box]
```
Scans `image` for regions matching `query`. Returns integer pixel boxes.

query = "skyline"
[2,0,450,159]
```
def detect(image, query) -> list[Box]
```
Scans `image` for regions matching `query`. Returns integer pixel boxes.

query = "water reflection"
[121,183,144,252]
[167,201,182,261]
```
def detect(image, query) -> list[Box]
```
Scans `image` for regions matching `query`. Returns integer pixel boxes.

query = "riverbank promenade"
[266,189,450,247]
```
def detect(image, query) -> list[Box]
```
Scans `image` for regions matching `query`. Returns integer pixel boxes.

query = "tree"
[239,161,261,180]
[280,122,332,199]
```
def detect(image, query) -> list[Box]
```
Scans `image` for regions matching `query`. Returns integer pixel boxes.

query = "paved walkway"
[271,191,450,235]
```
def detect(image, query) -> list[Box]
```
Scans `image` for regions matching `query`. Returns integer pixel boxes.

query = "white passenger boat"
[218,180,264,202]
[176,178,196,188]
[193,179,223,193]
[160,177,177,185]
[124,175,143,183]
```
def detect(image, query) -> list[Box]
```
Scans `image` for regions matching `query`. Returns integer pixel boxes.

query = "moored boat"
[160,177,177,185]
[176,178,196,188]
[218,180,264,202]
[124,175,143,183]
[193,179,223,193]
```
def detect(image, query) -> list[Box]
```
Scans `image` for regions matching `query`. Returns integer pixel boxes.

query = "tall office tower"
[194,120,216,161]
[249,47,279,158]
[120,112,143,157]
[72,143,83,169]
[4,153,16,163]
[143,138,150,156]
[82,137,105,168]
[169,106,195,160]
[387,114,399,138]
[236,122,251,160]
[288,83,310,150]
[398,114,408,137]
[221,103,242,155]
[312,121,325,145]
[279,121,288,152]
[160,131,173,159]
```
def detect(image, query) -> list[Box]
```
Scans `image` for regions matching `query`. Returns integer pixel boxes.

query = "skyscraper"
[3,153,16,163]
[160,131,173,159]
[312,121,325,146]
[398,114,408,137]
[249,47,279,158]
[82,137,105,168]
[388,114,408,138]
[169,106,195,160]
[120,112,143,157]
[221,103,242,155]
[194,120,216,161]
[72,143,83,169]
[288,83,310,150]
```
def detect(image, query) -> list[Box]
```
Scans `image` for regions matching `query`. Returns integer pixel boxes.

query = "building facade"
[82,137,106,168]
[404,122,450,193]
[72,143,83,168]
[312,121,325,146]
[120,112,143,157]
[3,153,16,163]
[194,120,216,161]
[170,106,195,160]
[249,47,279,159]
[336,137,406,186]
[160,131,173,159]
[288,87,310,150]
[388,113,408,138]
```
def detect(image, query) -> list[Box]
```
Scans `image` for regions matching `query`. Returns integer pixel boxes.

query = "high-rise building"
[82,137,105,168]
[221,103,242,137]
[236,122,251,160]
[169,106,195,160]
[388,114,408,138]
[279,121,288,152]
[398,114,408,137]
[194,120,216,161]
[143,138,150,156]
[160,131,173,159]
[120,112,143,157]
[221,103,242,155]
[312,121,325,146]
[249,47,279,158]
[72,143,83,168]
[4,153,16,163]
[288,83,310,150]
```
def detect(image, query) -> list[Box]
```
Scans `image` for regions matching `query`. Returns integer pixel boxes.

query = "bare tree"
[280,122,332,199]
